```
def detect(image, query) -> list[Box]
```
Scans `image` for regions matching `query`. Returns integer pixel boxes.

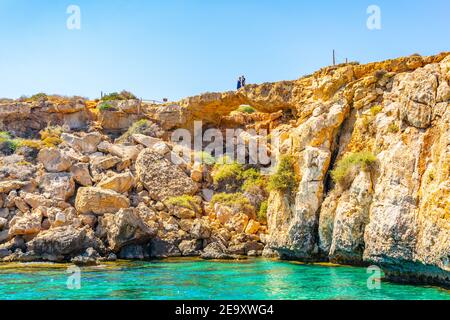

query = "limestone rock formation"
[97,172,135,194]
[37,148,72,172]
[99,208,157,252]
[0,52,448,288]
[75,187,130,215]
[27,226,103,261]
[135,149,198,201]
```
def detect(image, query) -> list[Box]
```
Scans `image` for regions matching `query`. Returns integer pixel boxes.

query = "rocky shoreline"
[0,52,449,288]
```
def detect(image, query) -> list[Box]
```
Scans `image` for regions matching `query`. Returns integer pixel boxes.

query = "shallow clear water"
[0,259,448,300]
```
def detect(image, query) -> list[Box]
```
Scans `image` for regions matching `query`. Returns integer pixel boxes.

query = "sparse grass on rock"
[117,119,156,143]
[166,195,202,212]
[39,126,63,148]
[241,168,267,193]
[258,200,268,222]
[29,93,48,101]
[0,131,19,154]
[331,151,377,188]
[388,123,400,133]
[211,192,254,214]
[237,105,256,114]
[370,105,383,116]
[212,158,245,187]
[97,102,115,111]
[101,90,137,101]
[194,151,216,165]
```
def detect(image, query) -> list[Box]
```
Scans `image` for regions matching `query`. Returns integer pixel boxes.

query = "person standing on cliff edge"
[237,75,246,90]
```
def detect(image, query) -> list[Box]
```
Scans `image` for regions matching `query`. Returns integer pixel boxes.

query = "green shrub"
[387,123,400,133]
[212,160,245,186]
[331,151,377,186]
[241,168,267,193]
[0,139,18,153]
[117,119,156,143]
[370,105,383,116]
[166,195,201,212]
[132,119,152,130]
[97,102,115,111]
[268,155,297,193]
[361,116,373,130]
[102,90,137,101]
[16,139,44,150]
[257,201,268,222]
[211,193,254,213]
[427,170,436,183]
[40,125,62,140]
[40,126,63,147]
[0,132,19,154]
[30,93,48,101]
[0,132,48,153]
[237,105,256,114]
[194,151,216,165]
[0,131,12,140]
[213,157,269,194]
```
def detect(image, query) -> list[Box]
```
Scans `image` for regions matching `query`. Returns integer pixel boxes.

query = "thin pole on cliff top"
[333,50,336,66]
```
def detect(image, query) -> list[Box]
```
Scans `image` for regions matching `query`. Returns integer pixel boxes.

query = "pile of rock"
[0,126,267,264]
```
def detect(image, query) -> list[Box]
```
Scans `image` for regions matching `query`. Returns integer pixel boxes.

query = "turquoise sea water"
[0,259,448,300]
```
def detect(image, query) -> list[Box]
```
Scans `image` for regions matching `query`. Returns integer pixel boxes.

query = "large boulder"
[190,219,212,240]
[27,226,103,260]
[149,238,182,258]
[97,172,134,194]
[179,239,203,256]
[70,163,93,186]
[132,134,162,148]
[37,148,72,172]
[109,144,143,161]
[98,141,143,161]
[135,149,198,201]
[39,172,75,201]
[90,155,121,172]
[201,241,232,260]
[118,244,149,260]
[8,210,43,236]
[71,247,100,266]
[98,109,140,130]
[99,208,156,252]
[0,180,28,193]
[75,187,130,215]
[61,132,102,154]
[20,192,56,209]
[0,217,8,230]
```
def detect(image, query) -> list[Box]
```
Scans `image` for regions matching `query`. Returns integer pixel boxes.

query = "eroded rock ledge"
[0,52,449,288]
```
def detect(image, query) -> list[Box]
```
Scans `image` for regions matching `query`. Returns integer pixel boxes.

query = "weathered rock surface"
[136,149,198,201]
[37,148,72,172]
[99,208,157,252]
[38,172,75,201]
[97,172,134,194]
[70,163,93,186]
[61,132,102,154]
[75,187,130,215]
[28,226,103,261]
[8,210,43,236]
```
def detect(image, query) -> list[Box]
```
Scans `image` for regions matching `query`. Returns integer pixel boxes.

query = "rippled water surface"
[0,259,448,300]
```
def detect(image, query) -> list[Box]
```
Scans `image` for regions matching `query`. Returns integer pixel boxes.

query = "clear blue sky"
[0,0,449,100]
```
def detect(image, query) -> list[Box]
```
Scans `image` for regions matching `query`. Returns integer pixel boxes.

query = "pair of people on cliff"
[237,75,246,90]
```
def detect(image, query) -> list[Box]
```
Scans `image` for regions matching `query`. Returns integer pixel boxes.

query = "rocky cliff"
[0,52,448,288]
